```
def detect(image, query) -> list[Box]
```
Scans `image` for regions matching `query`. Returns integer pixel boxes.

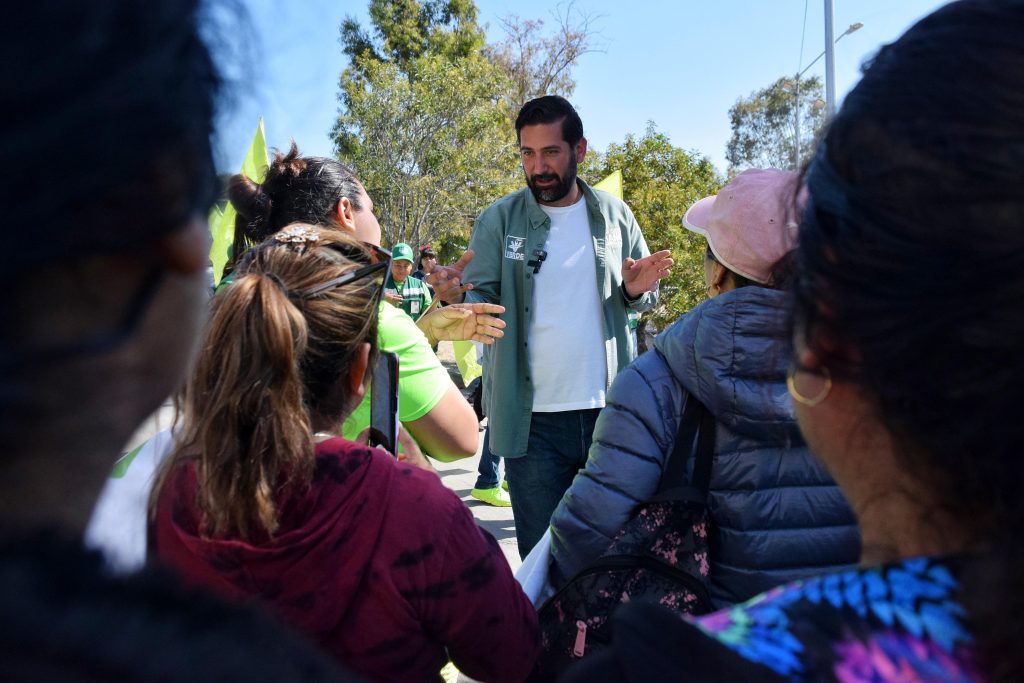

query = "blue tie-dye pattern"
[692,558,974,679]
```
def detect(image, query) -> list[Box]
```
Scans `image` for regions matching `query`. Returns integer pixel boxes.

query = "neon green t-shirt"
[342,301,449,440]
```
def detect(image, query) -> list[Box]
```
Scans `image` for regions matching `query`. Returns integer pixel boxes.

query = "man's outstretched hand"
[426,250,475,304]
[622,250,673,299]
[417,303,506,347]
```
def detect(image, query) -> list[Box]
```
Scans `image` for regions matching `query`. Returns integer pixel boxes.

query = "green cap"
[391,243,414,262]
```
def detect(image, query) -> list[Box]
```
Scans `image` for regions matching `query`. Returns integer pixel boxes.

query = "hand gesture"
[384,292,403,306]
[622,250,673,299]
[426,250,475,304]
[417,302,506,346]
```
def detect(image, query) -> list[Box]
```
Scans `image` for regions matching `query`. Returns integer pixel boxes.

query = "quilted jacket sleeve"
[548,348,687,587]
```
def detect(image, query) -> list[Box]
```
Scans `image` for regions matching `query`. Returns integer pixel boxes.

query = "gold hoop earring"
[787,365,832,407]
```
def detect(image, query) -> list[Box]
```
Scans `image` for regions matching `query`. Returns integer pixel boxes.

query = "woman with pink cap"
[548,168,858,608]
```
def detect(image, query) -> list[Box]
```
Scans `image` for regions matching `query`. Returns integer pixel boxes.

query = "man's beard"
[526,157,578,204]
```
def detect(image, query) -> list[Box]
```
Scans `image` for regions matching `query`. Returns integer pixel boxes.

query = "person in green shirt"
[227,144,505,461]
[384,243,432,319]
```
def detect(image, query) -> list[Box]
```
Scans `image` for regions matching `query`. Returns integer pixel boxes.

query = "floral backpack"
[532,397,717,681]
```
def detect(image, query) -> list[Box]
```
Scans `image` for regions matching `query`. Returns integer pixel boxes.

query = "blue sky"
[214,0,949,175]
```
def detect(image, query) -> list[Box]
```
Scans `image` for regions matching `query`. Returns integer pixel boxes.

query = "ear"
[347,342,371,401]
[794,328,852,373]
[333,197,357,233]
[575,136,588,163]
[794,344,824,373]
[711,260,731,291]
[155,216,209,275]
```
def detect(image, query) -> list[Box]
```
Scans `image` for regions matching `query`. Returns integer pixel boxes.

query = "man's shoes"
[470,486,512,507]
[501,479,509,492]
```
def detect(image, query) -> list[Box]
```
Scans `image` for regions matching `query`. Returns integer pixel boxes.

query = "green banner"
[209,117,270,285]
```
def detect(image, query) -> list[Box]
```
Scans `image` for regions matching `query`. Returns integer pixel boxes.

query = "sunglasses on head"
[301,241,391,305]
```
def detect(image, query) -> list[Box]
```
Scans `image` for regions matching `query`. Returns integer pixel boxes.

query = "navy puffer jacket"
[549,286,860,607]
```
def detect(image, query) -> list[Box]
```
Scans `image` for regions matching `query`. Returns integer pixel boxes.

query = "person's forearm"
[404,383,479,461]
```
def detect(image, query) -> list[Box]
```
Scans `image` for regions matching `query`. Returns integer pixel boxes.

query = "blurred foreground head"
[0,0,221,530]
[793,0,1024,676]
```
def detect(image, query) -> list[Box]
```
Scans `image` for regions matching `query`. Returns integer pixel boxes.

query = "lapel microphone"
[527,249,548,274]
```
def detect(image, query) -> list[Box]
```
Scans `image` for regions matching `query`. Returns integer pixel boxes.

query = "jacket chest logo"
[505,235,526,261]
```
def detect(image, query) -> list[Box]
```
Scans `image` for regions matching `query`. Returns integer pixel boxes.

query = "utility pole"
[793,19,861,167]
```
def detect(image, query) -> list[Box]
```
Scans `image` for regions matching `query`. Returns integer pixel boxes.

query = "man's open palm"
[622,250,673,298]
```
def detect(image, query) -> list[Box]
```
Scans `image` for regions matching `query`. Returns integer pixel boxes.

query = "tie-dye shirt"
[564,556,978,682]
[691,556,977,681]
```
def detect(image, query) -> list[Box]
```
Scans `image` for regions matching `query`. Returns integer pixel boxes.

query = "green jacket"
[384,273,432,319]
[465,180,657,458]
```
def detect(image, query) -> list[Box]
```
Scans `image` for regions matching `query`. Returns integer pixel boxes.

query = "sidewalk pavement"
[434,424,521,573]
[432,341,521,572]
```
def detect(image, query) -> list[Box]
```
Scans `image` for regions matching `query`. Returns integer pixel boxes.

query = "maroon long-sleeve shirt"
[152,437,538,682]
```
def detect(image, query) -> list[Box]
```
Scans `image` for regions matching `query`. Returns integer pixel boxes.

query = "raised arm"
[346,305,479,461]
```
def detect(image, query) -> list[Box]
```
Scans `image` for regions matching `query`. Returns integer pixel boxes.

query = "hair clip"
[274,225,320,244]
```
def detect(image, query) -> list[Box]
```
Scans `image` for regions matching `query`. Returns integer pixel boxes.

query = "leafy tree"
[726,75,825,172]
[340,0,484,76]
[583,123,722,330]
[334,53,515,251]
[484,1,603,108]
[335,0,514,253]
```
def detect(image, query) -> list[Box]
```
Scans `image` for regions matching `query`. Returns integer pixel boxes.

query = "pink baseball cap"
[682,168,801,284]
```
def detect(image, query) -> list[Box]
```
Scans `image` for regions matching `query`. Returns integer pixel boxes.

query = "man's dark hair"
[515,95,584,147]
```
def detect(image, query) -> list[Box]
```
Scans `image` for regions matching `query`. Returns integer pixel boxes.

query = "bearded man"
[429,95,672,557]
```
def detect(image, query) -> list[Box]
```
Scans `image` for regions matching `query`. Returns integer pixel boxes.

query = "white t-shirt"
[529,198,607,412]
[85,428,177,572]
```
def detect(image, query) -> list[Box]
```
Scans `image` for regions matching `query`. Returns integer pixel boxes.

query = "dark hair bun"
[228,174,272,224]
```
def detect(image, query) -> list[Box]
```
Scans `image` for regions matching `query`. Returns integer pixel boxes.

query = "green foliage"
[726,75,825,173]
[334,52,517,251]
[336,0,516,252]
[583,123,722,330]
[340,0,484,76]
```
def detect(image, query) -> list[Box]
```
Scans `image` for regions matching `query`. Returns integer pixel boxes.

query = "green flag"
[209,118,270,285]
[452,340,482,386]
[593,170,623,200]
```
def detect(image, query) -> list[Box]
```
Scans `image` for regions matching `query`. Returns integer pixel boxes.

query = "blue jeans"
[505,409,601,559]
[474,429,502,489]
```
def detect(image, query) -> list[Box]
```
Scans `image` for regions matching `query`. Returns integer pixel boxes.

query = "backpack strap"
[656,395,716,497]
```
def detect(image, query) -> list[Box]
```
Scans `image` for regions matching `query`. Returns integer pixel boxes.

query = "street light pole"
[792,20,862,168]
[825,0,837,118]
